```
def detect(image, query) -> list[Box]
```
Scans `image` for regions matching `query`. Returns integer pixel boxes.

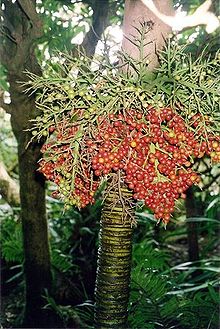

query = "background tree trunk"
[94,1,174,328]
[122,0,174,69]
[11,114,52,327]
[185,187,203,279]
[1,1,52,326]
[0,161,20,207]
[186,187,200,263]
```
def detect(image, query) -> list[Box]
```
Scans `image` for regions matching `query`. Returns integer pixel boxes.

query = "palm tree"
[94,1,174,328]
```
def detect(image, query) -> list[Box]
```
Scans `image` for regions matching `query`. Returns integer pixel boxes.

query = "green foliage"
[173,0,220,56]
[43,291,80,328]
[129,242,175,329]
[0,207,71,281]
[132,242,170,272]
[0,63,8,91]
[170,256,220,290]
[51,249,75,273]
[0,199,100,280]
[47,195,100,261]
[1,185,219,329]
[0,216,23,263]
[128,191,220,329]
[36,0,90,60]
[175,290,219,329]
[35,0,124,66]
[0,110,18,170]
[43,290,94,328]
[155,43,220,134]
[0,199,100,327]
[129,239,220,329]
[205,194,220,221]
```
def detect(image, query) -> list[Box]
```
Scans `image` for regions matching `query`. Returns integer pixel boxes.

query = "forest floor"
[1,291,24,329]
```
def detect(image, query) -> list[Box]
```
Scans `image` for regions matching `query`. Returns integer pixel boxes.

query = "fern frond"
[51,249,75,273]
[1,223,23,263]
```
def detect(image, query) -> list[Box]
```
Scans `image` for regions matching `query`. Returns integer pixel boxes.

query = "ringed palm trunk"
[94,187,133,328]
[94,1,174,328]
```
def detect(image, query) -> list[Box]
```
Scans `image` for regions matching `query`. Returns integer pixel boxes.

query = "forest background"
[0,0,220,328]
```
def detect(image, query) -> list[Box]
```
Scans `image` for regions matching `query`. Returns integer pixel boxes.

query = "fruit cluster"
[39,107,220,223]
[39,118,100,208]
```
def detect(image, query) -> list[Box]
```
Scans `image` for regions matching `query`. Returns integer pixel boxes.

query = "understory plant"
[128,240,220,329]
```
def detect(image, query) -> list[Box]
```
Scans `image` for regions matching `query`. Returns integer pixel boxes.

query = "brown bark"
[18,139,52,327]
[1,1,52,326]
[10,75,52,329]
[0,161,20,207]
[80,0,109,58]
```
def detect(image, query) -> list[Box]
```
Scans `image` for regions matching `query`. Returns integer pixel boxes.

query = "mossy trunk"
[94,188,133,329]
[19,136,52,327]
[9,91,53,327]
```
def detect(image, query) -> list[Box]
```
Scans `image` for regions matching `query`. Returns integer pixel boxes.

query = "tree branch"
[0,161,20,207]
[1,0,43,72]
[78,0,110,58]
[1,1,22,50]
[0,90,12,114]
[0,5,17,41]
[141,0,219,33]
[17,0,43,38]
[0,37,12,68]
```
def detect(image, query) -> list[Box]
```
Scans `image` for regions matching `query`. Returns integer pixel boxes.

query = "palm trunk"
[94,187,133,329]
